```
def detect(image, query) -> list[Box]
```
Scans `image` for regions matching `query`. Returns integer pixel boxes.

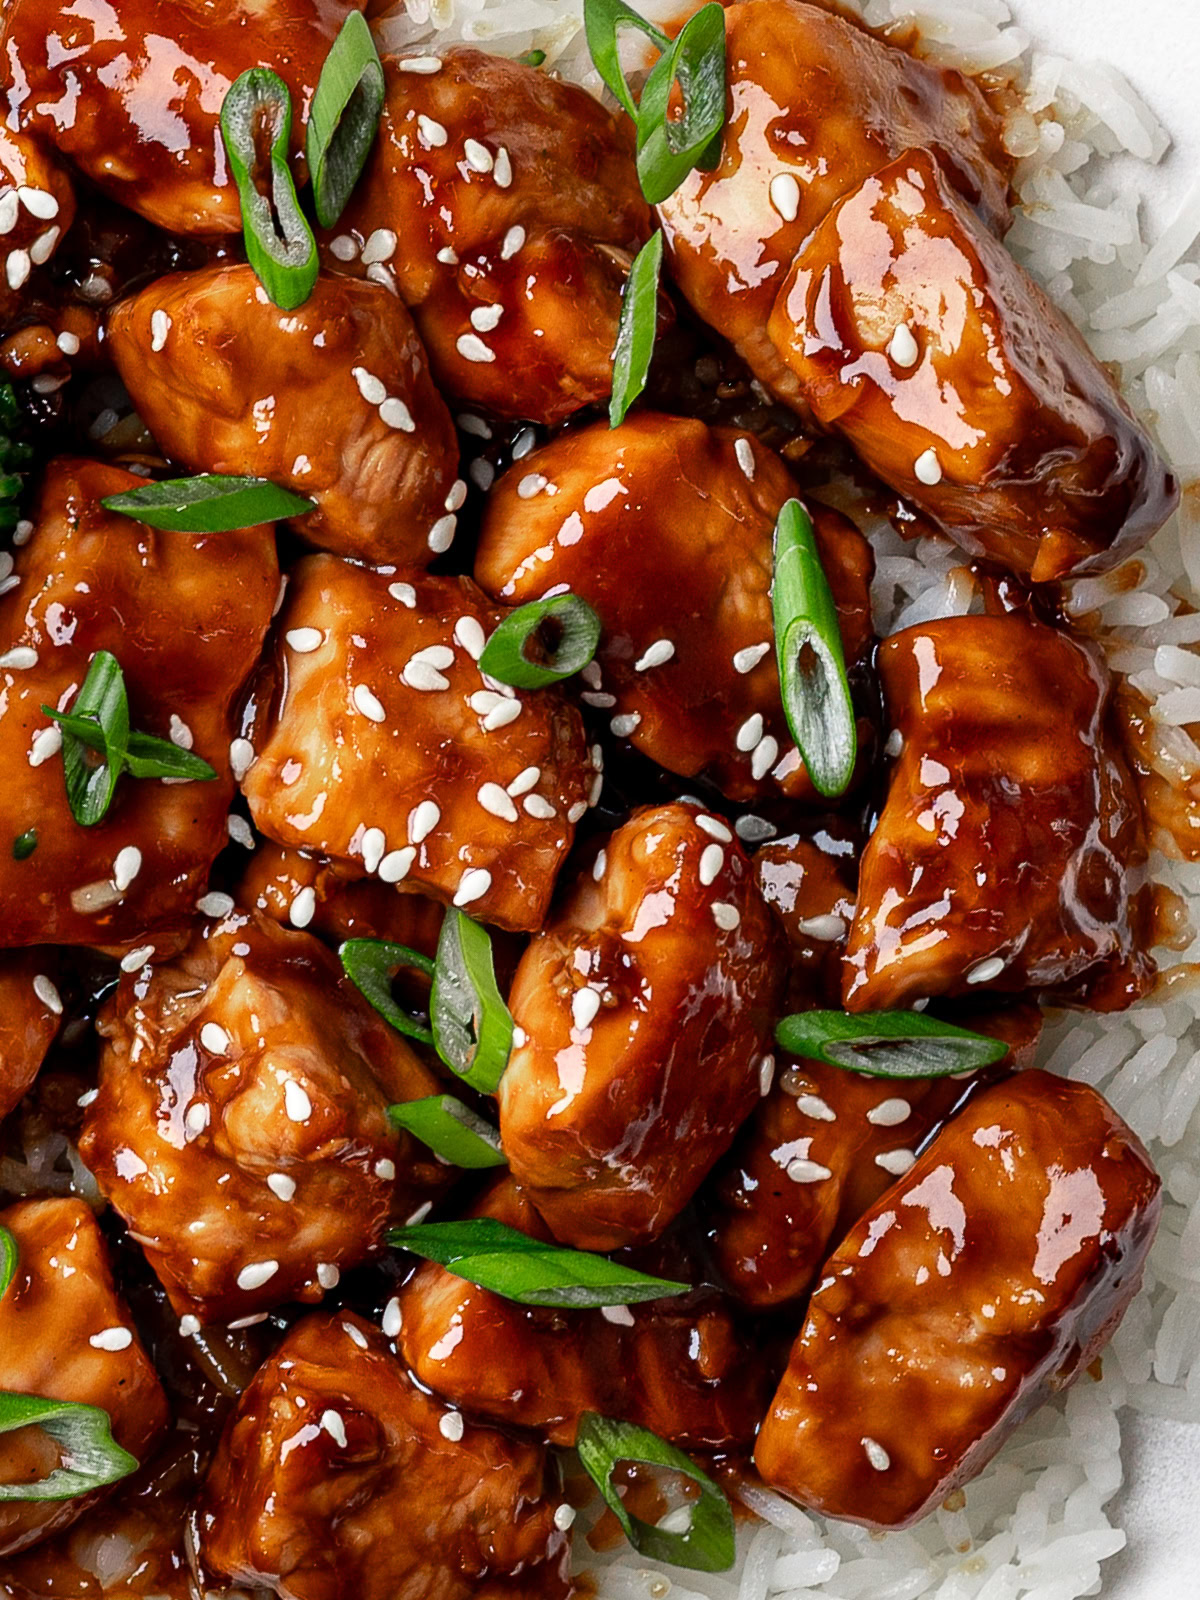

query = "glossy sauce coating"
[753,830,859,1007]
[327,49,651,424]
[80,912,447,1323]
[107,266,461,566]
[843,611,1153,1011]
[0,0,366,234]
[657,0,1010,408]
[0,126,75,329]
[0,1200,169,1557]
[475,413,875,804]
[498,802,786,1251]
[768,148,1178,581]
[0,955,63,1123]
[241,556,594,933]
[196,1310,570,1600]
[0,458,278,951]
[754,1071,1162,1527]
[397,1176,773,1450]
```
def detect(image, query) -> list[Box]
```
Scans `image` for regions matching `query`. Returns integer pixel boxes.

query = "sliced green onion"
[221,68,318,311]
[583,0,669,120]
[0,1393,138,1502]
[50,714,217,784]
[576,1413,736,1572]
[478,594,601,689]
[634,3,726,205]
[517,48,547,67]
[775,1010,1010,1078]
[101,474,314,533]
[11,829,36,861]
[387,1218,689,1308]
[388,1095,507,1169]
[609,231,663,429]
[306,11,385,229]
[771,499,856,800]
[340,939,435,1047]
[0,1227,15,1300]
[430,911,513,1094]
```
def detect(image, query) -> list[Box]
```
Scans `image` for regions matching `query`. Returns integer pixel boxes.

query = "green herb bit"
[430,910,514,1094]
[11,829,36,861]
[101,474,314,534]
[340,938,436,1047]
[307,11,386,229]
[609,231,663,428]
[0,1393,138,1503]
[388,1095,507,1169]
[478,593,602,688]
[775,1009,1010,1077]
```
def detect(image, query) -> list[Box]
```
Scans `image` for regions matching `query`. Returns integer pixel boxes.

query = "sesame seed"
[381,396,416,432]
[284,1079,313,1122]
[470,303,504,333]
[6,250,31,290]
[329,233,359,261]
[751,735,779,780]
[733,642,771,674]
[388,581,417,607]
[375,1158,395,1180]
[875,1148,917,1177]
[601,1304,635,1327]
[508,765,540,796]
[524,795,557,820]
[180,1314,201,1337]
[32,974,61,1014]
[483,698,522,731]
[588,772,603,806]
[463,137,493,173]
[13,519,32,545]
[417,114,448,147]
[317,1263,341,1290]
[582,691,617,709]
[0,646,37,670]
[113,845,142,892]
[888,323,920,367]
[286,627,323,653]
[361,228,397,265]
[501,224,526,259]
[967,956,1006,985]
[759,1054,776,1096]
[321,1408,348,1446]
[409,800,441,843]
[361,827,386,873]
[289,887,316,929]
[89,1327,133,1352]
[458,412,492,438]
[736,713,763,752]
[343,1320,369,1348]
[518,472,548,499]
[412,644,456,671]
[797,914,847,942]
[734,437,756,479]
[478,781,518,821]
[493,146,513,187]
[120,945,155,973]
[0,193,15,233]
[230,737,255,780]
[236,1260,279,1291]
[267,1172,296,1202]
[885,728,904,757]
[445,479,468,513]
[571,987,601,1031]
[796,1093,837,1122]
[78,1088,99,1107]
[610,712,641,737]
[590,743,604,769]
[914,447,943,486]
[382,1296,403,1337]
[699,843,724,886]
[56,330,80,356]
[867,1097,912,1128]
[29,725,62,767]
[428,514,457,552]
[787,1156,833,1183]
[454,615,486,658]
[200,1022,230,1055]
[185,1101,209,1135]
[511,427,537,459]
[32,372,65,395]
[379,847,416,883]
[353,683,387,721]
[169,714,193,750]
[554,1504,577,1532]
[456,333,495,364]
[567,800,588,824]
[862,1437,891,1472]
[711,902,740,931]
[593,849,607,880]
[696,814,732,843]
[150,309,171,352]
[18,186,58,220]
[436,246,459,265]
[399,54,442,73]
[353,366,387,406]
[439,1411,465,1442]
[454,868,492,906]
[469,689,505,717]
[635,639,675,671]
[769,172,801,222]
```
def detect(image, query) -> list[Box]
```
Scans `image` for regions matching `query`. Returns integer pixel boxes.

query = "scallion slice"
[388,1095,507,1169]
[221,68,319,310]
[101,474,314,533]
[633,3,726,205]
[340,938,436,1047]
[775,1010,1010,1077]
[582,0,669,120]
[771,499,856,799]
[430,911,514,1094]
[478,594,601,689]
[49,713,217,785]
[576,1413,736,1572]
[10,829,35,861]
[0,1394,138,1502]
[517,48,547,67]
[609,231,663,428]
[0,1226,15,1300]
[387,1218,689,1307]
[306,11,385,228]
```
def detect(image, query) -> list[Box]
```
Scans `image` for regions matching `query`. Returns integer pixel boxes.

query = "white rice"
[374,2,1200,1596]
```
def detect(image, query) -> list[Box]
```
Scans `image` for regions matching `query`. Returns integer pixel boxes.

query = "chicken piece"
[397,1176,771,1450]
[196,1310,570,1600]
[843,612,1153,1012]
[498,803,786,1251]
[0,458,278,951]
[0,126,75,330]
[754,1071,1161,1528]
[326,49,652,425]
[754,830,859,1007]
[0,1200,169,1558]
[1,0,365,235]
[769,149,1178,581]
[241,556,593,933]
[79,911,446,1325]
[474,414,875,804]
[657,0,1010,409]
[0,956,64,1123]
[107,266,461,567]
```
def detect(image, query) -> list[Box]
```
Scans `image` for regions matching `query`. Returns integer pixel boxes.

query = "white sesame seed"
[610,712,641,737]
[711,902,740,931]
[888,323,920,368]
[458,412,492,438]
[733,641,771,674]
[18,186,58,220]
[380,396,416,432]
[862,1437,891,1472]
[230,737,255,780]
[787,1156,833,1183]
[321,1408,348,1446]
[56,330,81,356]
[469,689,504,716]
[588,771,604,807]
[169,714,193,750]
[439,1410,465,1442]
[29,725,62,767]
[361,827,386,874]
[428,513,457,552]
[150,309,171,352]
[417,114,448,147]
[286,626,323,653]
[914,448,943,486]
[635,639,675,671]
[343,1321,369,1348]
[0,646,37,670]
[409,800,441,843]
[796,1093,837,1122]
[267,1172,297,1202]
[507,766,540,796]
[0,192,15,233]
[769,172,800,222]
[284,1079,313,1122]
[6,250,31,290]
[200,1022,230,1055]
[399,54,442,73]
[885,728,904,757]
[734,437,756,479]
[353,683,387,722]
[867,1097,912,1128]
[361,228,397,265]
[228,1313,268,1330]
[32,974,61,1014]
[518,472,548,499]
[317,1263,341,1290]
[31,372,65,395]
[329,233,360,261]
[375,1158,395,1180]
[89,1327,133,1352]
[454,868,492,906]
[967,956,1006,985]
[13,519,32,545]
[436,246,459,265]
[698,843,725,886]
[797,913,847,942]
[567,800,588,824]
[463,137,493,173]
[388,581,417,607]
[751,735,779,781]
[470,302,504,333]
[483,698,522,731]
[113,845,142,892]
[77,1088,99,1108]
[185,1101,210,1135]
[352,366,387,406]
[592,849,607,881]
[600,1304,635,1327]
[456,333,495,364]
[120,944,155,973]
[501,224,526,260]
[445,479,468,514]
[581,691,617,709]
[493,146,512,187]
[236,1261,279,1292]
[511,427,536,459]
[382,1296,403,1337]
[696,815,732,844]
[554,1504,576,1532]
[179,1314,201,1337]
[379,847,416,883]
[523,794,557,820]
[875,1148,917,1177]
[571,987,601,1031]
[453,615,486,659]
[413,645,456,671]
[478,782,518,821]
[736,713,763,752]
[289,887,316,929]
[759,1054,776,1096]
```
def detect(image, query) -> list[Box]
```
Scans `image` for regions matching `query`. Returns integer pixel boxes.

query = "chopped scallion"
[0,1394,138,1502]
[517,48,547,67]
[101,474,314,533]
[633,3,726,205]
[430,911,513,1094]
[775,1009,1010,1077]
[340,938,436,1047]
[609,231,663,428]
[582,0,669,120]
[478,594,601,688]
[388,1095,507,1169]
[0,1226,15,1300]
[11,828,36,861]
[306,11,385,228]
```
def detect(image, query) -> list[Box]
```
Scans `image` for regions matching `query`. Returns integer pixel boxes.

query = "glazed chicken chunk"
[0,0,367,235]
[769,148,1178,581]
[843,611,1153,1012]
[0,458,278,951]
[327,48,651,424]
[80,912,446,1325]
[107,266,462,567]
[657,0,1010,408]
[752,830,859,1007]
[0,1200,169,1558]
[241,557,593,933]
[397,1177,772,1450]
[755,1071,1162,1528]
[475,414,875,803]
[0,125,75,326]
[196,1311,570,1600]
[0,954,64,1121]
[498,803,786,1251]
